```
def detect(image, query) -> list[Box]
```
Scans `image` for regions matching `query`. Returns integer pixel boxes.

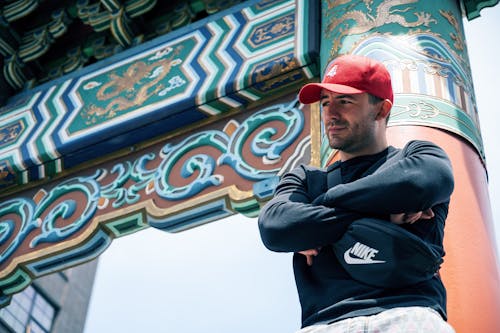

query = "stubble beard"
[328,133,356,152]
[328,122,376,154]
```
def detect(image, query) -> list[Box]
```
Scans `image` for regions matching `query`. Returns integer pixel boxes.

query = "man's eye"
[339,99,350,104]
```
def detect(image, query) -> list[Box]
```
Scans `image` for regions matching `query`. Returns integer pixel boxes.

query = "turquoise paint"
[320,0,484,165]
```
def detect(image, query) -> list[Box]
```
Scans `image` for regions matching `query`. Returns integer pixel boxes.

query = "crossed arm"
[258,141,454,254]
[257,165,363,252]
[316,141,454,215]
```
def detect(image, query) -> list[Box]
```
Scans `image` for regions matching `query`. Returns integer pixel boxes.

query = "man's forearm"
[258,197,360,252]
[320,141,454,215]
[258,166,361,252]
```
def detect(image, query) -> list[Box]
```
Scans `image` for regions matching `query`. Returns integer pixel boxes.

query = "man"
[258,54,455,332]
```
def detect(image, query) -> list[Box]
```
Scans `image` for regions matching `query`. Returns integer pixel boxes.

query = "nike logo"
[344,242,386,264]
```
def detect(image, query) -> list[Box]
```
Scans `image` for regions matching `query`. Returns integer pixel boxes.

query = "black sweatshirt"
[258,140,455,327]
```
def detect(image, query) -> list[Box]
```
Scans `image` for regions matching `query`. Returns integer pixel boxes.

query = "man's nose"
[323,108,339,123]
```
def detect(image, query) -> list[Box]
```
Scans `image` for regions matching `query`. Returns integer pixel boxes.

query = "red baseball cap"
[298,54,393,104]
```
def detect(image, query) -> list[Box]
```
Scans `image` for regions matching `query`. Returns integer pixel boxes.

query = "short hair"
[368,94,390,123]
[368,94,384,105]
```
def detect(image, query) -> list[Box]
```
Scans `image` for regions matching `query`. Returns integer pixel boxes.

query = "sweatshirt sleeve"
[320,140,454,215]
[258,165,362,253]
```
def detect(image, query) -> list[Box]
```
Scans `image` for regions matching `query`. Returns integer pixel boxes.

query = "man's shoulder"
[400,140,449,157]
[403,140,444,150]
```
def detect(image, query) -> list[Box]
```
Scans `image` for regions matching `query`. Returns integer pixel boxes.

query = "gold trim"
[0,106,245,199]
[0,90,305,199]
[0,184,254,279]
[310,102,321,167]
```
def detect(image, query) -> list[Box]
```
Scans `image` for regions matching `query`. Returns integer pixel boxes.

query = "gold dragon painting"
[326,0,437,56]
[80,46,183,125]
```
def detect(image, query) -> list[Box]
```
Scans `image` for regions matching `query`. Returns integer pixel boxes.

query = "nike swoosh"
[344,249,386,265]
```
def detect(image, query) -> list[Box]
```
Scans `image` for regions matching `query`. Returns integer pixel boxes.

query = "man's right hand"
[298,248,320,266]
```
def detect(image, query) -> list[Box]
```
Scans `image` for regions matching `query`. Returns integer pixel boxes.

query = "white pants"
[297,307,455,333]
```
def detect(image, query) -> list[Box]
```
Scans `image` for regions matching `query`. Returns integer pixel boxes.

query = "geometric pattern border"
[0,0,319,191]
[0,96,313,303]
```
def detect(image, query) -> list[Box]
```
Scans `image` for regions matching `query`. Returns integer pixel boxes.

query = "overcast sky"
[83,6,500,333]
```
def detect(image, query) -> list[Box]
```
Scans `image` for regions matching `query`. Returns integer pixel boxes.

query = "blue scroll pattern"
[0,99,304,268]
[0,174,100,265]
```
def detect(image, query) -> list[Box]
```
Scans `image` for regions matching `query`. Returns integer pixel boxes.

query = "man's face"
[320,90,380,155]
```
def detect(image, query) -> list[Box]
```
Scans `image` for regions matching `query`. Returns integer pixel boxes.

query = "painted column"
[320,1,500,331]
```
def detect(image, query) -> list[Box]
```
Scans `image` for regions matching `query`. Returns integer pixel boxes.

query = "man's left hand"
[390,208,434,224]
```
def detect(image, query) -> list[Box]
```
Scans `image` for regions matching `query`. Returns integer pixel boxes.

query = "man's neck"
[339,140,389,161]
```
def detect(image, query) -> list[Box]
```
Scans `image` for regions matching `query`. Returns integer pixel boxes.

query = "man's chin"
[328,139,344,150]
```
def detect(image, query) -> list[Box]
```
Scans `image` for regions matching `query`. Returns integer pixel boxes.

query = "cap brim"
[298,83,365,104]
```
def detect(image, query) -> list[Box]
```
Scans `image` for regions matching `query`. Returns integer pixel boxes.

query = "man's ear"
[376,99,392,120]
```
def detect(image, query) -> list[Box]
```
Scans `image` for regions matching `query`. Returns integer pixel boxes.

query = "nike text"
[344,242,386,264]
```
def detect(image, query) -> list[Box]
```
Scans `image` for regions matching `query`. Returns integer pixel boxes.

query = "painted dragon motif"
[254,54,299,91]
[439,9,464,51]
[326,0,437,55]
[82,46,182,124]
[0,123,22,146]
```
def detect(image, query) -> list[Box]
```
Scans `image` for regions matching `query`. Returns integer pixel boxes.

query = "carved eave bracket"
[461,0,499,19]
